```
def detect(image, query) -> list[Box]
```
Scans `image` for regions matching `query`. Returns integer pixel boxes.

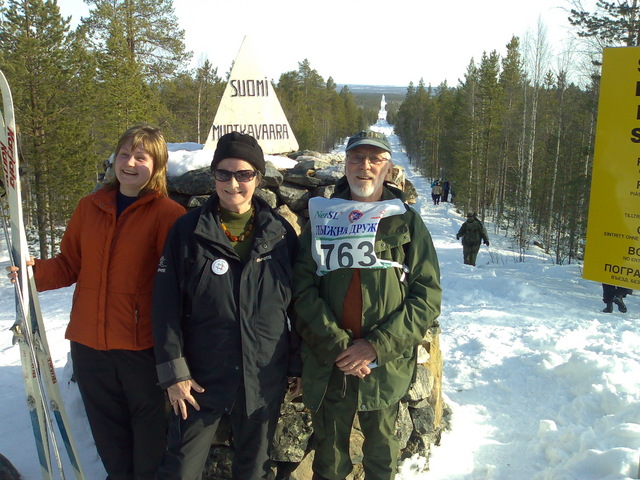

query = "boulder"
[276,183,311,213]
[169,167,214,195]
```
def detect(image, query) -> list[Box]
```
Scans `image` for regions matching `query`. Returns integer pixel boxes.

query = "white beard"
[350,182,375,199]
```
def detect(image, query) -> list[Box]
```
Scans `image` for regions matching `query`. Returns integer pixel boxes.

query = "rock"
[396,401,413,450]
[314,164,345,184]
[293,157,332,171]
[288,150,325,160]
[255,188,278,209]
[410,405,436,436]
[403,366,434,404]
[387,164,406,190]
[283,170,326,189]
[404,178,418,204]
[263,161,284,188]
[203,446,233,480]
[169,167,214,195]
[272,400,313,463]
[188,195,210,209]
[311,185,335,199]
[275,204,306,236]
[322,153,346,165]
[276,183,311,213]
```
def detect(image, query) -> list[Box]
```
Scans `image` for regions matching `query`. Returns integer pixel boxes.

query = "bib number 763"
[320,240,376,269]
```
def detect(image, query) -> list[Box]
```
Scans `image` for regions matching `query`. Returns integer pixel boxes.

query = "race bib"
[309,197,406,276]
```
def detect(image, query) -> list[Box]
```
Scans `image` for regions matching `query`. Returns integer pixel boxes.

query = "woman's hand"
[6,257,35,283]
[166,379,205,420]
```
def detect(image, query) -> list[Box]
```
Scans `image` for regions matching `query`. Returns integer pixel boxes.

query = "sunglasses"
[213,169,258,182]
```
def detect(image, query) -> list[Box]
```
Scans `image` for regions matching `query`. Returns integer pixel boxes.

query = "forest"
[0,0,636,263]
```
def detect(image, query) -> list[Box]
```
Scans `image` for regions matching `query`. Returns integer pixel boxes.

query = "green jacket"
[292,182,441,412]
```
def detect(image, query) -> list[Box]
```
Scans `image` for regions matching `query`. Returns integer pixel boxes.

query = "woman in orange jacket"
[9,125,185,480]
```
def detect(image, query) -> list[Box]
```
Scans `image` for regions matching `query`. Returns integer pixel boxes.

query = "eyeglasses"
[213,169,258,182]
[346,153,390,166]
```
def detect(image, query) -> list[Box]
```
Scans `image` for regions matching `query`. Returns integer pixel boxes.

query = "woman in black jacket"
[152,132,301,480]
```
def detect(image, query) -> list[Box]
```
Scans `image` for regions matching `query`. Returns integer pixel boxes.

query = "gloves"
[484,240,490,246]
[456,235,460,240]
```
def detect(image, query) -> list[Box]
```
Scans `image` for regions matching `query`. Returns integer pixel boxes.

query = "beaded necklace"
[218,205,255,242]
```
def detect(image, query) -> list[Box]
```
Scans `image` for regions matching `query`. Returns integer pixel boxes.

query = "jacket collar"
[194,194,286,254]
[93,187,160,207]
[92,187,160,215]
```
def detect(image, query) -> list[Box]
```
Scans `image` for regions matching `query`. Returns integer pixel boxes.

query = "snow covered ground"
[1,122,640,480]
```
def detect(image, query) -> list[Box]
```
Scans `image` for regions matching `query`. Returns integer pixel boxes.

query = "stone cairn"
[166,150,449,480]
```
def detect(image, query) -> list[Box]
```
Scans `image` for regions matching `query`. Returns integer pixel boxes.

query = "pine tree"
[91,15,158,154]
[157,62,223,143]
[276,59,362,152]
[0,0,96,258]
[497,36,525,231]
[194,60,223,144]
[80,0,190,82]
[569,0,640,46]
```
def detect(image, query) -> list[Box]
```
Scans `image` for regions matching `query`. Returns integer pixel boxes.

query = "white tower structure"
[377,95,387,123]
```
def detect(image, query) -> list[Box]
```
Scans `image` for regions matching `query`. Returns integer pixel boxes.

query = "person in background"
[8,125,186,480]
[601,283,632,313]
[293,129,441,480]
[152,132,301,480]
[456,212,490,266]
[431,180,443,205]
[442,180,450,202]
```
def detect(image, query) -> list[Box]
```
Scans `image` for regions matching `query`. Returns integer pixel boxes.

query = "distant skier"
[456,213,490,266]
[431,181,443,205]
[442,180,450,202]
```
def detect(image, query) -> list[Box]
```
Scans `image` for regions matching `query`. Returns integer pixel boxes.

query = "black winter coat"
[152,194,301,415]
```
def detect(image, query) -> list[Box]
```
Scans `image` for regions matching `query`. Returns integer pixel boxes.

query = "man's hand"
[335,339,377,378]
[166,379,205,420]
[483,240,490,246]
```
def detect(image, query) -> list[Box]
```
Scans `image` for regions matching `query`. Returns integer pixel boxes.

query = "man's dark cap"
[211,132,265,174]
[345,130,391,154]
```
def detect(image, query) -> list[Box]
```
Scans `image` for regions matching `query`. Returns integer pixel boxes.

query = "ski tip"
[0,453,21,479]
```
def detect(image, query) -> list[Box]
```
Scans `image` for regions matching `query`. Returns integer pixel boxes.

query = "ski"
[0,69,85,480]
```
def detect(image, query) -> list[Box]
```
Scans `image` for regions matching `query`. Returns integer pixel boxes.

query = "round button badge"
[211,259,229,275]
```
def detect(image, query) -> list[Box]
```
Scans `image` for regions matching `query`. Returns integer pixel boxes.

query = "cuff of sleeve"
[156,357,191,389]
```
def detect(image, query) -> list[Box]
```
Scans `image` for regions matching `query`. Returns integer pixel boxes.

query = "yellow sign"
[584,47,640,289]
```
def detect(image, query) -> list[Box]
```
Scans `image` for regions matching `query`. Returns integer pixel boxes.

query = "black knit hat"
[211,132,266,174]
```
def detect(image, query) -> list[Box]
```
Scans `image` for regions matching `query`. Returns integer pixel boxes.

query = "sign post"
[583,47,640,290]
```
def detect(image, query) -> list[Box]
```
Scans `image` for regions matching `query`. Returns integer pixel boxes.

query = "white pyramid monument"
[203,36,299,154]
